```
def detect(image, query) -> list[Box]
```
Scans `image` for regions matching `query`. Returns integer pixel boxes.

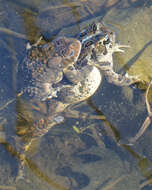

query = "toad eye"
[103,35,110,45]
[69,49,74,57]
[59,47,67,57]
[55,39,64,46]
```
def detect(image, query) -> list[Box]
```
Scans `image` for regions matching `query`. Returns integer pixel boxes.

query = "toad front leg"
[91,59,140,86]
[100,62,140,86]
[92,43,140,86]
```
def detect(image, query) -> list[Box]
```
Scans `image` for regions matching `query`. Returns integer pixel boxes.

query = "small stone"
[54,116,64,123]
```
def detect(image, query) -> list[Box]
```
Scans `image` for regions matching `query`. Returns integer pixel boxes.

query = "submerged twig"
[40,0,87,12]
[0,27,27,40]
[0,92,23,112]
[140,177,152,189]
[101,175,126,190]
[129,80,152,144]
[145,80,152,116]
[0,99,16,111]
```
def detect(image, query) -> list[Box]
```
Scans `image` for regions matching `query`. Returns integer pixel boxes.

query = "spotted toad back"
[17,37,81,101]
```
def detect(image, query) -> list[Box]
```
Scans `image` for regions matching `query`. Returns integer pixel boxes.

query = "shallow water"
[0,0,152,190]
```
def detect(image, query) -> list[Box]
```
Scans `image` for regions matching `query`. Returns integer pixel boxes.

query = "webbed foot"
[112,43,130,53]
[124,73,142,85]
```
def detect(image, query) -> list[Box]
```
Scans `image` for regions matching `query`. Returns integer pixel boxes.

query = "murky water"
[0,0,152,189]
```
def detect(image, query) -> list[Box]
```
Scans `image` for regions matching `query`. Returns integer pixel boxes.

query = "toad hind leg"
[65,106,105,120]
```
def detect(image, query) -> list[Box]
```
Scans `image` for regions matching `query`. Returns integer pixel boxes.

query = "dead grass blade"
[129,80,152,144]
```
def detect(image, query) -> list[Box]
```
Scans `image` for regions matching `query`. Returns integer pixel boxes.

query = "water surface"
[0,0,152,190]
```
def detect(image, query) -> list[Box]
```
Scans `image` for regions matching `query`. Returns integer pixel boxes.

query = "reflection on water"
[0,0,152,189]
